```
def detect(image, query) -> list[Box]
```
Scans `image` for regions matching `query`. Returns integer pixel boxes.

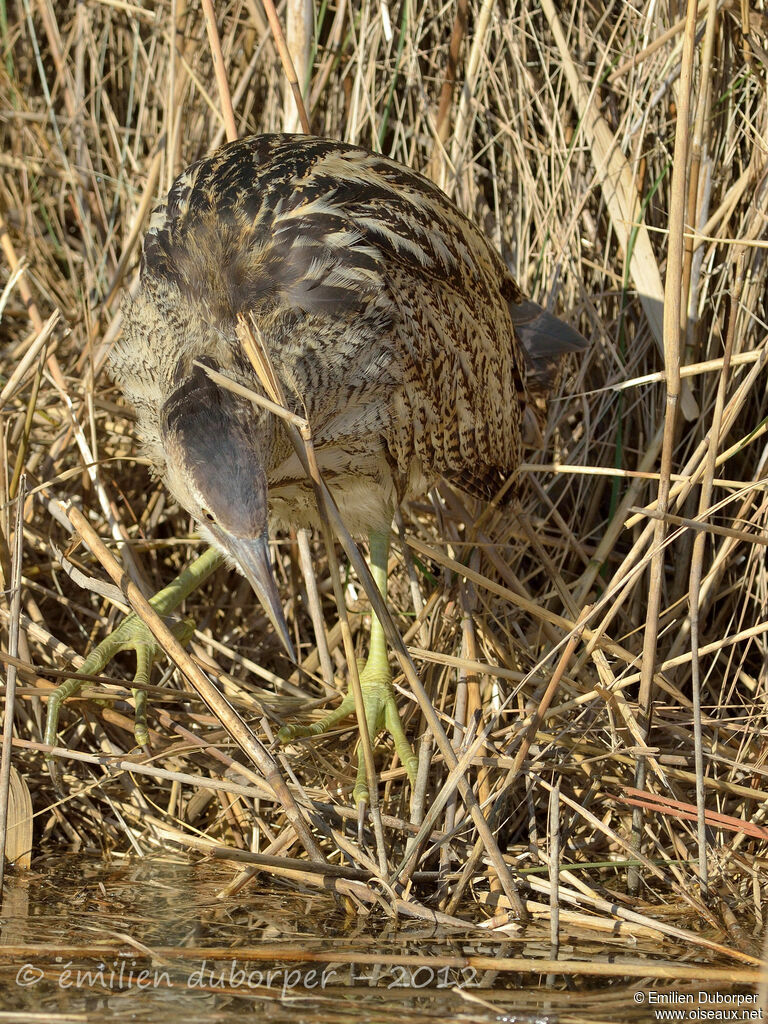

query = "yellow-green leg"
[278,528,418,804]
[44,547,223,777]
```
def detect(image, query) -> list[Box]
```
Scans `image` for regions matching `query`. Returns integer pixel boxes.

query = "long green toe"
[277,657,417,806]
[44,547,222,769]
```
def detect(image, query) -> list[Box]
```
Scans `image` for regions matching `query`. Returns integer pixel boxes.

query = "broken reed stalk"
[679,0,719,893]
[59,501,326,866]
[236,314,391,873]
[234,314,527,915]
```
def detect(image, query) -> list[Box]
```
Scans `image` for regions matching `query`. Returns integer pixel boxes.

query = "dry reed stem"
[0,479,25,891]
[201,0,238,142]
[2,937,762,982]
[261,0,311,133]
[632,0,699,892]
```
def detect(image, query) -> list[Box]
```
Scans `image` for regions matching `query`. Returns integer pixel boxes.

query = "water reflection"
[0,855,754,1022]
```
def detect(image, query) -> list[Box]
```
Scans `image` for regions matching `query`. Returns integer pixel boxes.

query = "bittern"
[55,134,587,803]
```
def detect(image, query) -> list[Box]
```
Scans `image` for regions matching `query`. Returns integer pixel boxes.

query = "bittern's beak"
[222,531,295,661]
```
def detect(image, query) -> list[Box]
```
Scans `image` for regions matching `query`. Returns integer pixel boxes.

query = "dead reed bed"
[1,0,768,985]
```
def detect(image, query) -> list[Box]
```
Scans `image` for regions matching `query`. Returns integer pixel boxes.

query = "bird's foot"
[277,656,417,806]
[45,608,196,781]
[44,548,223,784]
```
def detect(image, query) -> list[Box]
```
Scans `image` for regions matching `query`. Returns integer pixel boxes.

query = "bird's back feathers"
[116,134,586,528]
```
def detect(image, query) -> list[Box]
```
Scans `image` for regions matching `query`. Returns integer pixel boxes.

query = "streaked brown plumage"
[114,133,586,554]
[111,133,587,800]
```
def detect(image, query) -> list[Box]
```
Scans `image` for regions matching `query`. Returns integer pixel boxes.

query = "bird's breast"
[268,447,401,537]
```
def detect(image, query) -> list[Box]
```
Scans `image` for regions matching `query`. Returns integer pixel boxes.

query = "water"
[0,855,756,1022]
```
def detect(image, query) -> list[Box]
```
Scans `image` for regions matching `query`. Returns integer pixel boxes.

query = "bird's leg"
[353,528,419,803]
[44,547,223,777]
[278,528,417,805]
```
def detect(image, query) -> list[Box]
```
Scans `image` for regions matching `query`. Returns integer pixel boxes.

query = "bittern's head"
[160,358,293,657]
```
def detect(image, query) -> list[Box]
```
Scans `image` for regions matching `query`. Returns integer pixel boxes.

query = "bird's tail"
[508,297,588,401]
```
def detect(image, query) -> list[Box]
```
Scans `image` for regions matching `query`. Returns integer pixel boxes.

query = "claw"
[278,660,417,807]
[44,547,221,777]
[277,527,418,809]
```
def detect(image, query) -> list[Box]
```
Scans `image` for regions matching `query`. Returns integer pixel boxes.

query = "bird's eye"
[202,510,216,523]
